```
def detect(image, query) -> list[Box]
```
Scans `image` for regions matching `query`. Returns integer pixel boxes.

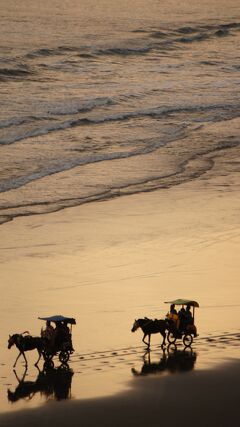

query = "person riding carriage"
[41,321,55,349]
[131,299,199,348]
[40,315,75,356]
[165,299,199,345]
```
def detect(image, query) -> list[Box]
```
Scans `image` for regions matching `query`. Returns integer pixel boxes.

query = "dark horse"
[131,318,169,348]
[8,333,43,367]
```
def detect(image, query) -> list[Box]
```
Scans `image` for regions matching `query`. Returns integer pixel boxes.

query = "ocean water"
[0,0,240,224]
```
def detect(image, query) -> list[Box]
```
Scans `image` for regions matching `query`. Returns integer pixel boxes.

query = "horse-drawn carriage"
[39,315,76,364]
[8,315,76,367]
[165,299,199,346]
[131,298,199,348]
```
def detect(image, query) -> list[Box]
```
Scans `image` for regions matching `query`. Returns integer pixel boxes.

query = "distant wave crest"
[0,66,33,80]
[0,101,240,146]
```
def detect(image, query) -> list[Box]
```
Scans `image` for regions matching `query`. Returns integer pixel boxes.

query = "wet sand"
[0,358,239,427]
[0,156,239,422]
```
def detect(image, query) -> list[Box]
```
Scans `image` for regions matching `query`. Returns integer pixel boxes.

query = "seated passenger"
[170,304,177,315]
[185,304,193,326]
[62,321,74,352]
[41,321,54,338]
[55,321,74,352]
[41,321,55,349]
[55,322,65,348]
[166,304,179,327]
[178,307,186,331]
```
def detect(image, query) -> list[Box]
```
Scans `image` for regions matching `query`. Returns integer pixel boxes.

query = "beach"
[0,170,239,424]
[0,0,240,424]
[1,360,239,427]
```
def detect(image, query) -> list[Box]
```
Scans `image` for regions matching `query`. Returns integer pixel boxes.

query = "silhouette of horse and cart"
[8,299,199,368]
[8,315,76,367]
[131,299,199,348]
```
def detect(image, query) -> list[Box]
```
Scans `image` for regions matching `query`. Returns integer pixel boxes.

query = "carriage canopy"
[164,299,199,307]
[38,315,76,324]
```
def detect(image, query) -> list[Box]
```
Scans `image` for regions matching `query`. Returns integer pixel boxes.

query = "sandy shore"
[0,152,239,421]
[0,359,239,427]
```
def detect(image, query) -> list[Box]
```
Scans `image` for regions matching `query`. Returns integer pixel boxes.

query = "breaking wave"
[0,101,239,146]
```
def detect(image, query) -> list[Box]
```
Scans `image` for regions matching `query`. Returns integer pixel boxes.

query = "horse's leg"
[142,334,149,347]
[148,334,151,348]
[13,351,27,368]
[13,352,21,368]
[35,349,42,366]
[13,367,27,383]
[22,351,28,366]
[35,364,41,374]
[143,349,150,362]
[160,330,166,347]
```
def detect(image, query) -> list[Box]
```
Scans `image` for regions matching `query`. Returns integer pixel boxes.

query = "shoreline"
[1,358,239,427]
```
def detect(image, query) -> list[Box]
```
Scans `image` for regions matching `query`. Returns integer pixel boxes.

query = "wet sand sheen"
[1,359,239,427]
[0,171,239,417]
[1,332,239,413]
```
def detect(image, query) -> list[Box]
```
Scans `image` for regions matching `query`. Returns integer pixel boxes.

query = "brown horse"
[8,333,43,367]
[131,318,169,348]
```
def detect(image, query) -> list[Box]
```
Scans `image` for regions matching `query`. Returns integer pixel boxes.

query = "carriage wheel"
[59,351,70,363]
[43,351,53,362]
[183,334,193,347]
[167,331,177,344]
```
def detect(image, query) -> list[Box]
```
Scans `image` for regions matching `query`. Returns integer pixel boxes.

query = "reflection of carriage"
[132,346,197,377]
[165,299,199,346]
[8,363,74,403]
[39,315,76,364]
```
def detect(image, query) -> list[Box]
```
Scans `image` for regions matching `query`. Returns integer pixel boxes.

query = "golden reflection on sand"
[0,178,239,412]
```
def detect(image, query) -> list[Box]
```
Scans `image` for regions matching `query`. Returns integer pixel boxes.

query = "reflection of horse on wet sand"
[8,332,43,367]
[132,346,197,377]
[8,364,74,403]
[131,318,169,347]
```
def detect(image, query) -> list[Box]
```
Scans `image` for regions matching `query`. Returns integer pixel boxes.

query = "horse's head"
[131,319,140,332]
[8,334,16,349]
[8,334,20,349]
